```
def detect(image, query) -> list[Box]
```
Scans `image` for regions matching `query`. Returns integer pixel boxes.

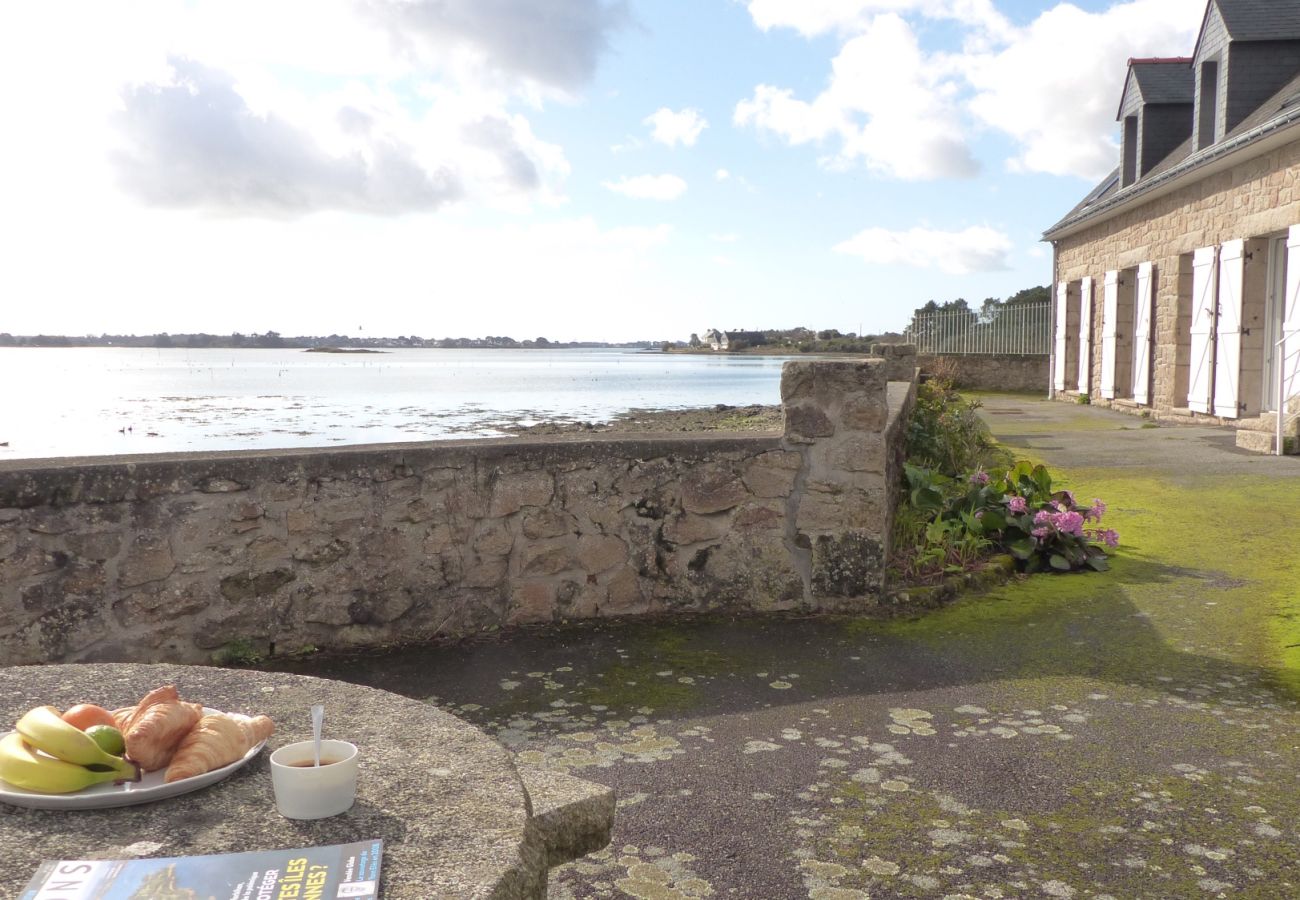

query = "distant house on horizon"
[701,329,768,351]
[1043,0,1300,453]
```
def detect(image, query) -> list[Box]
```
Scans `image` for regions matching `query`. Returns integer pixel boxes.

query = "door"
[1100,271,1119,399]
[1214,239,1244,418]
[1188,246,1217,414]
[1133,262,1154,405]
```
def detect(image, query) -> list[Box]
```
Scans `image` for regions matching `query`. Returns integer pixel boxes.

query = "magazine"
[20,839,382,900]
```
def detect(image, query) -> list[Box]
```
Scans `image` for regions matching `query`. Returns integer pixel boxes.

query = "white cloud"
[359,0,631,93]
[964,0,1200,179]
[715,168,731,181]
[603,174,688,200]
[112,58,462,215]
[644,107,708,147]
[0,1,592,219]
[834,225,1012,274]
[735,14,978,180]
[738,0,1200,182]
[710,232,740,243]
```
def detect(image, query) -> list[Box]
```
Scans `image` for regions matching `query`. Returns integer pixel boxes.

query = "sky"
[0,0,1206,342]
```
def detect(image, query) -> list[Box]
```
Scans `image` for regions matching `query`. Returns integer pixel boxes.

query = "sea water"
[0,347,791,460]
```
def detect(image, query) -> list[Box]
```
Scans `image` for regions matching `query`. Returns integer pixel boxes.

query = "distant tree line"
[0,332,660,350]
[679,326,898,354]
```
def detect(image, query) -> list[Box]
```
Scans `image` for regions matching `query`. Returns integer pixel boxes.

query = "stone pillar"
[870,343,919,382]
[781,359,891,606]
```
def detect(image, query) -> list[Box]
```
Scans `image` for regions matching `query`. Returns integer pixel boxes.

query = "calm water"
[0,348,791,460]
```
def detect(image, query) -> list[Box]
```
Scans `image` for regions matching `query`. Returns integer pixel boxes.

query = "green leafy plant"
[211,638,264,667]
[905,379,1008,477]
[899,461,1118,579]
[893,384,1114,586]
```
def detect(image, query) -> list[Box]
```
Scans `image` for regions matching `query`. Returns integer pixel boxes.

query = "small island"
[305,347,386,354]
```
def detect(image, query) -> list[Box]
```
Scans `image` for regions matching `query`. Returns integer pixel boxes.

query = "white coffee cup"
[269,740,359,819]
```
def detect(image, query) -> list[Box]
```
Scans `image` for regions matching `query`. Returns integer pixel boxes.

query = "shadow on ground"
[268,396,1300,900]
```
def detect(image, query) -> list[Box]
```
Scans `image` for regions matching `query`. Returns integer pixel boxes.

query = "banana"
[15,705,138,771]
[0,732,137,794]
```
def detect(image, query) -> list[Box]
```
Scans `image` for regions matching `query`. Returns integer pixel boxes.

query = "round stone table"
[0,664,566,899]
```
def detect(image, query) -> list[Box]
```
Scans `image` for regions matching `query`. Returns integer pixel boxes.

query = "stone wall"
[917,354,1048,394]
[1053,134,1300,426]
[0,360,915,666]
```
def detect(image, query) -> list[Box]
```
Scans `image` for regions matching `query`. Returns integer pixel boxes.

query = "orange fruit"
[61,704,118,731]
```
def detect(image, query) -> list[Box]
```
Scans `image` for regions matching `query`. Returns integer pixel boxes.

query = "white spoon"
[311,704,324,767]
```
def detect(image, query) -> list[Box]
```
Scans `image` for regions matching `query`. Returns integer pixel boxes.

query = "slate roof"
[1215,0,1300,42]
[1117,59,1194,119]
[1131,61,1194,105]
[1045,66,1300,238]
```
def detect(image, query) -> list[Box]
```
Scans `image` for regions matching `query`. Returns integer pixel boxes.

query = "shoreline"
[0,404,785,464]
[500,403,782,436]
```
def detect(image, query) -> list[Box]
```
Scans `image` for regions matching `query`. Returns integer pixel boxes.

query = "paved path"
[274,396,1300,899]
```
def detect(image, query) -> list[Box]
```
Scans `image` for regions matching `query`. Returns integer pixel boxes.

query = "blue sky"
[0,0,1205,341]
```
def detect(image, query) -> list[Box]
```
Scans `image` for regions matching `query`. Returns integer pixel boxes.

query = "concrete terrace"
[270,395,1300,899]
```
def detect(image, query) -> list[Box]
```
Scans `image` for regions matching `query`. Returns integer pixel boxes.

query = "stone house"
[701,329,768,351]
[1043,0,1300,453]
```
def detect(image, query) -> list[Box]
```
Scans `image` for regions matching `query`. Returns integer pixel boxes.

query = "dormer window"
[1121,116,1139,187]
[1197,59,1219,149]
[1115,58,1193,187]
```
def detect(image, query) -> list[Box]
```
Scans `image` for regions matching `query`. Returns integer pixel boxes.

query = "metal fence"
[903,301,1052,356]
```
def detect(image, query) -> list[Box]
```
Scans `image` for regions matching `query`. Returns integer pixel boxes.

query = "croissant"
[163,713,274,783]
[122,687,203,772]
[116,684,176,733]
[111,706,135,730]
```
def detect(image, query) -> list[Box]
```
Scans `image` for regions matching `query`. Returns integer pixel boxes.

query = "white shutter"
[1284,226,1300,408]
[1214,239,1245,418]
[1054,281,1069,391]
[1077,276,1093,393]
[1188,246,1218,413]
[1100,271,1120,399]
[1133,262,1154,405]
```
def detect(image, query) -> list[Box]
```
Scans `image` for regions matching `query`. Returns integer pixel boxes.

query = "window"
[1198,60,1219,150]
[1121,116,1139,187]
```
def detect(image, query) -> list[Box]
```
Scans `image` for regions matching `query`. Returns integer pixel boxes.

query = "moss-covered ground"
[270,395,1300,899]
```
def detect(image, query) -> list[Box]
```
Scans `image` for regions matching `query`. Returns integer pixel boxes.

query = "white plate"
[0,708,268,810]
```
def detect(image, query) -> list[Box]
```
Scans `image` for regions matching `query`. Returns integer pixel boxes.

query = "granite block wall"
[0,360,915,665]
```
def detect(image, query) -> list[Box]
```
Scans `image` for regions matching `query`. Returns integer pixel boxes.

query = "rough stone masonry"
[0,359,915,665]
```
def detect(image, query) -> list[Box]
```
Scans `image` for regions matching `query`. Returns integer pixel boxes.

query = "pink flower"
[970,470,990,486]
[1007,496,1028,514]
[1088,499,1107,521]
[1100,529,1120,548]
[1055,511,1085,536]
[1031,526,1051,539]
